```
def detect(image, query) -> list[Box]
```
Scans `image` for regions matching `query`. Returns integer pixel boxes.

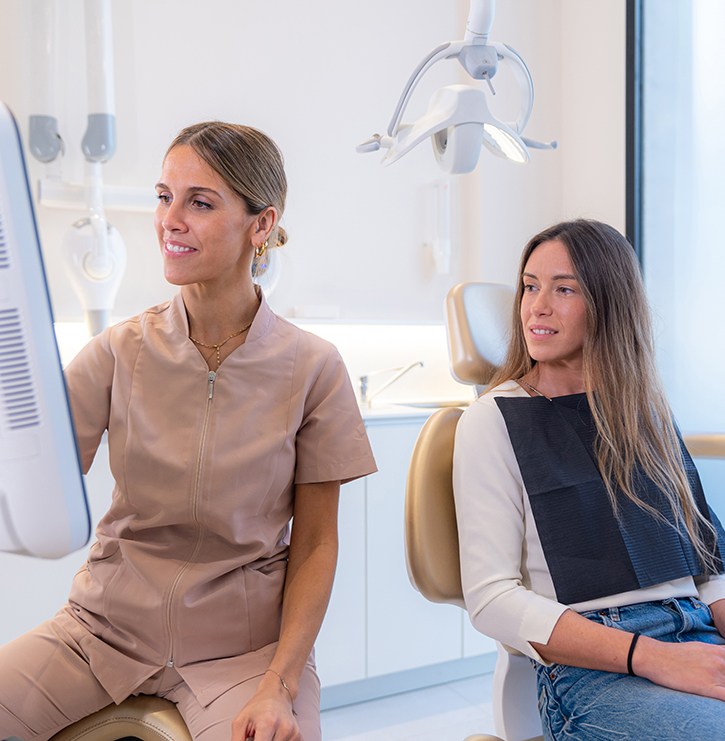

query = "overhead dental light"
[357,0,556,174]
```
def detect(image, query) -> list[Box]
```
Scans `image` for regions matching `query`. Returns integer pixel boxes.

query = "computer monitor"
[0,102,90,558]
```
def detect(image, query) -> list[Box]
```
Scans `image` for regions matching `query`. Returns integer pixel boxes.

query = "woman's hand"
[633,634,725,701]
[534,608,725,702]
[231,671,300,741]
[232,480,341,739]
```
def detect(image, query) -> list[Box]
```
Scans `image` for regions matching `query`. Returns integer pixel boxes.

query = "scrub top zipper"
[163,368,217,668]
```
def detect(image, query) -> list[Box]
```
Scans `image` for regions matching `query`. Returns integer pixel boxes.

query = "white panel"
[366,420,461,677]
[315,477,367,687]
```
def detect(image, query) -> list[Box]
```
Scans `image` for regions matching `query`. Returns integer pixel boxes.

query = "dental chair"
[405,282,725,741]
[49,695,192,741]
[405,282,543,741]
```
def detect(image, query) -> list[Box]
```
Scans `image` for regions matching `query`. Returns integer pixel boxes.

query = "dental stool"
[49,695,192,741]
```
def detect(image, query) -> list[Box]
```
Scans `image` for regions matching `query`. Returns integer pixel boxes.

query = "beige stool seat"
[49,695,192,741]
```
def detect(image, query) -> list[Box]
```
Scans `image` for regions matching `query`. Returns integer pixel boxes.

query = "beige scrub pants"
[0,617,321,741]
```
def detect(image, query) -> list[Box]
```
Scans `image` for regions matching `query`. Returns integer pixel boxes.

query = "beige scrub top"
[61,291,377,708]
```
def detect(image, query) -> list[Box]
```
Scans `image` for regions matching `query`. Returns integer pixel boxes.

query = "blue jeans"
[533,597,725,740]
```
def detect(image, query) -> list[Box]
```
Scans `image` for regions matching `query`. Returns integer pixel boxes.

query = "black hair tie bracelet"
[627,632,641,676]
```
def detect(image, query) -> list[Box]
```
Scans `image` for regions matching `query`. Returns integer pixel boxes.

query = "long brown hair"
[167,121,288,249]
[490,219,718,570]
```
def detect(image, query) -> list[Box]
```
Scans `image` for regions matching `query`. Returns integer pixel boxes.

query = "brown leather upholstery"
[49,695,192,741]
[445,282,514,386]
[406,405,538,741]
[405,406,465,608]
[683,434,725,459]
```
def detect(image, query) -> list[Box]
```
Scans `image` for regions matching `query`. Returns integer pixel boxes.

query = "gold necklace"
[189,321,253,369]
[518,379,552,401]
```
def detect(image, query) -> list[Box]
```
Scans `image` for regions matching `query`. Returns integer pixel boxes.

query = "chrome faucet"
[359,360,424,407]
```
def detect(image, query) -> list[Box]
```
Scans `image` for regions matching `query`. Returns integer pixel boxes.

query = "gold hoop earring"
[252,241,269,280]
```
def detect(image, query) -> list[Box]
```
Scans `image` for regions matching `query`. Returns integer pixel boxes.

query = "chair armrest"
[683,434,725,459]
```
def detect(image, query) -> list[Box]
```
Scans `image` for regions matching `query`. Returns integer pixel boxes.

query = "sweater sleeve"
[696,574,725,605]
[452,393,568,662]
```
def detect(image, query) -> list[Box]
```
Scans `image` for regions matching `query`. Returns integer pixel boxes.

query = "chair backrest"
[405,405,465,608]
[445,282,515,387]
[404,404,544,741]
[405,282,540,741]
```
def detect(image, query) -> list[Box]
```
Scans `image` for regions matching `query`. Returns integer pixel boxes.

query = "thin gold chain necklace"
[189,320,253,370]
[518,379,552,401]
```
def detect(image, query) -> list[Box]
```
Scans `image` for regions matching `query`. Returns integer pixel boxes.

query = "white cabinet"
[314,476,366,687]
[365,420,461,676]
[316,412,493,695]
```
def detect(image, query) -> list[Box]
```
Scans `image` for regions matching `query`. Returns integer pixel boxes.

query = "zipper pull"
[207,370,216,400]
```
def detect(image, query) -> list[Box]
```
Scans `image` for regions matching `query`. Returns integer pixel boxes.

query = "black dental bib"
[495,393,725,605]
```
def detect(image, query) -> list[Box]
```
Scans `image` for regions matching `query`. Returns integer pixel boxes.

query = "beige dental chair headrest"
[444,282,515,387]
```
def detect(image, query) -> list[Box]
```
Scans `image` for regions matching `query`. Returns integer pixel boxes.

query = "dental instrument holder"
[82,113,116,162]
[28,0,125,336]
[72,0,125,335]
[29,115,63,163]
[357,0,556,172]
[359,361,424,407]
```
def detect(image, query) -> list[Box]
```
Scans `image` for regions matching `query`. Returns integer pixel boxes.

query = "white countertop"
[360,399,471,422]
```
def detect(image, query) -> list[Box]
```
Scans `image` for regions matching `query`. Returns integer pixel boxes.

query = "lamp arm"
[377,1,499,144]
[464,0,496,43]
[492,42,533,134]
[494,43,558,150]
[386,40,465,137]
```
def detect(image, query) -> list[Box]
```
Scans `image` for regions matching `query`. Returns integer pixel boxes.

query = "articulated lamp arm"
[357,0,556,172]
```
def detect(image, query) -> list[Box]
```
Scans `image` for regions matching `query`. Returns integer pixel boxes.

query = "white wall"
[0,0,627,644]
[0,0,624,326]
[560,0,627,230]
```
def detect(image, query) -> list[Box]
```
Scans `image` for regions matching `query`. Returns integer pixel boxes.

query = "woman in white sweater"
[453,219,725,740]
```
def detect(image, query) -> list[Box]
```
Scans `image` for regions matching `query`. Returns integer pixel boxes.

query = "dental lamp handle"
[521,136,558,150]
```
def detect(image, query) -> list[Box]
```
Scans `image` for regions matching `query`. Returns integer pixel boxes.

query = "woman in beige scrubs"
[0,122,377,741]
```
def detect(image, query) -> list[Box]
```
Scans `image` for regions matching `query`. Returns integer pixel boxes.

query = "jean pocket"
[581,607,624,630]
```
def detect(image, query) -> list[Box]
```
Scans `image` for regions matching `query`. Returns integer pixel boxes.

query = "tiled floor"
[320,674,496,740]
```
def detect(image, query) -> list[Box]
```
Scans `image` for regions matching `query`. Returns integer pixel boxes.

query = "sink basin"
[392,400,470,409]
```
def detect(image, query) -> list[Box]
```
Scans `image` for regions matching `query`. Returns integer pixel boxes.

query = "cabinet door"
[315,476,367,687]
[366,421,461,677]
